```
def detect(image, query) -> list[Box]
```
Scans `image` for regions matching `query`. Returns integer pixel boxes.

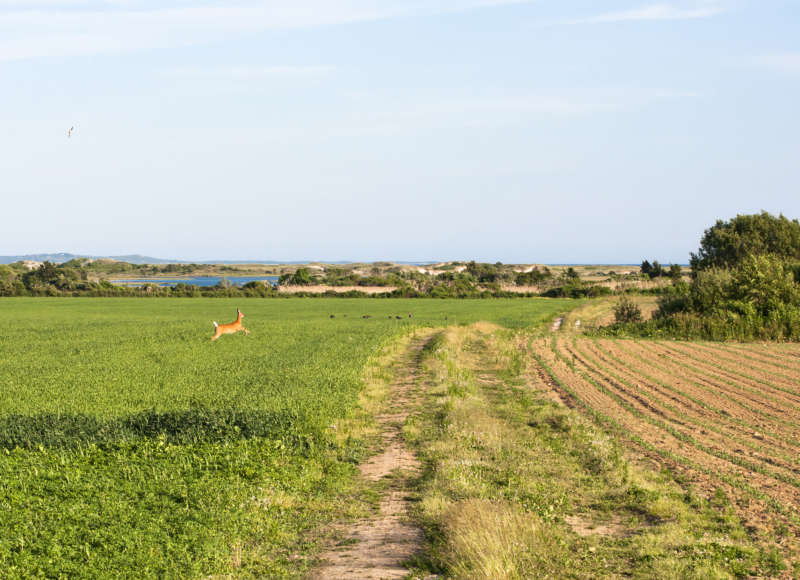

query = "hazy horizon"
[2,1,798,263]
[0,250,685,267]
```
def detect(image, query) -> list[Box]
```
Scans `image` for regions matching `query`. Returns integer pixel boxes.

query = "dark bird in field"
[330,314,335,318]
[388,315,393,319]
[362,315,371,319]
[395,315,402,320]
[67,126,74,138]
[408,313,413,318]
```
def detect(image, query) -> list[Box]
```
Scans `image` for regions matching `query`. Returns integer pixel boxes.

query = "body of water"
[110,276,279,287]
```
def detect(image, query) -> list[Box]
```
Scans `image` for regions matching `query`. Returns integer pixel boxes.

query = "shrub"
[689,268,733,314]
[614,295,643,324]
[656,281,690,317]
[729,254,800,315]
[290,268,312,285]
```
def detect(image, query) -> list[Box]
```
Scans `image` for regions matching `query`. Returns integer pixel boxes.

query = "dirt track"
[310,336,431,579]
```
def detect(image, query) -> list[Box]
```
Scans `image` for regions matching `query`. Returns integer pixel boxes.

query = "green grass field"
[0,297,573,578]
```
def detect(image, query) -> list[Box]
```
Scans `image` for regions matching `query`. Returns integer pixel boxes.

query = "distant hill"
[107,254,181,264]
[0,253,360,265]
[0,253,179,265]
[0,253,439,266]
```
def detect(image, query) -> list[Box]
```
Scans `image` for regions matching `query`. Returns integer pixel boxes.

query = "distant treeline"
[0,260,627,299]
[639,260,683,280]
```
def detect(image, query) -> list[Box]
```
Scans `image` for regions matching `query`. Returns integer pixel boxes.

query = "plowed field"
[528,336,800,566]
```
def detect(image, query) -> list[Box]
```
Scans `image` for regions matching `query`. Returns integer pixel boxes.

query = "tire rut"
[310,334,435,580]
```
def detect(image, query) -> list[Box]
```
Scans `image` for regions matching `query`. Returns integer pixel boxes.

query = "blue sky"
[1,0,798,263]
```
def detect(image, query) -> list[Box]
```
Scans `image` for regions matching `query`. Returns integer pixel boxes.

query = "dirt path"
[310,335,432,580]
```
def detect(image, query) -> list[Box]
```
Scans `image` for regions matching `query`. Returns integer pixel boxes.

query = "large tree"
[690,211,800,272]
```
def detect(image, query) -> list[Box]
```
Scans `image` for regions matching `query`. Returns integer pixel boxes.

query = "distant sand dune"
[277,285,396,294]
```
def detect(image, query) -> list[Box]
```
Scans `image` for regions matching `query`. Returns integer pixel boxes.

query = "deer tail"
[212,321,218,328]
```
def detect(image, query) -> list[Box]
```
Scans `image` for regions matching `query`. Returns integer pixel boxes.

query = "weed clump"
[442,500,570,580]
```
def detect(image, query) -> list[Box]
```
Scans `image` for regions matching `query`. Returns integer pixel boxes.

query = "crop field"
[529,335,800,570]
[0,297,572,578]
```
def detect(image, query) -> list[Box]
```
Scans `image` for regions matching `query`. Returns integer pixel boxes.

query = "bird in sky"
[67,126,74,138]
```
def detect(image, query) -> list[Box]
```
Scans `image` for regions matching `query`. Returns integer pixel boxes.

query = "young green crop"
[0,297,573,578]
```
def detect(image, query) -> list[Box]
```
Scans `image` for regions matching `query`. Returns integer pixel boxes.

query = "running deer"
[211,308,250,341]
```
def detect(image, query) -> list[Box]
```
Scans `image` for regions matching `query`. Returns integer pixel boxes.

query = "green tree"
[640,260,653,278]
[668,263,683,282]
[0,264,15,283]
[690,211,800,272]
[465,261,499,283]
[290,268,312,285]
[515,267,551,286]
[729,254,800,316]
[0,264,18,295]
[651,260,664,278]
[22,261,61,290]
[656,280,691,316]
[689,268,733,314]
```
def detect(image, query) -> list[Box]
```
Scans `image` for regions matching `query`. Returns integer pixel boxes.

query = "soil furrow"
[720,342,800,375]
[611,339,796,430]
[555,340,800,493]
[657,342,800,414]
[529,338,800,537]
[527,340,797,540]
[668,341,800,403]
[625,340,800,432]
[575,340,800,469]
[596,339,800,460]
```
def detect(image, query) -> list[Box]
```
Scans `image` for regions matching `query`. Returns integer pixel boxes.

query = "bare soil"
[310,336,432,580]
[564,514,628,538]
[608,340,800,443]
[660,341,800,407]
[647,341,800,424]
[582,340,800,468]
[528,337,800,564]
[570,340,800,487]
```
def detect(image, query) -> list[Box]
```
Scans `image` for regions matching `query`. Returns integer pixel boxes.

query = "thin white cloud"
[62,87,696,142]
[751,52,800,75]
[166,65,336,81]
[315,88,703,137]
[0,0,535,61]
[0,1,89,5]
[571,1,727,24]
